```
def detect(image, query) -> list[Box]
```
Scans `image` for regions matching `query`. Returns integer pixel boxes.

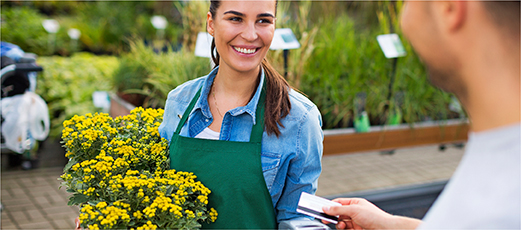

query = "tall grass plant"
[300,2,453,129]
[113,40,211,109]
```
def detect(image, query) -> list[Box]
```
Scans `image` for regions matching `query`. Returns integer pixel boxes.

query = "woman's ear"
[207,12,214,36]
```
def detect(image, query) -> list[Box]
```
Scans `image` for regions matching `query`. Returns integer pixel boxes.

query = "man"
[323,1,520,229]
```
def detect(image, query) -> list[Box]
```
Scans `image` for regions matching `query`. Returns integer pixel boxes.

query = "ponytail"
[261,58,291,137]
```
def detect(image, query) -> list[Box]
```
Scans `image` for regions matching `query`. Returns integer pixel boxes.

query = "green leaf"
[157,219,167,227]
[63,158,78,172]
[166,185,174,196]
[68,194,89,206]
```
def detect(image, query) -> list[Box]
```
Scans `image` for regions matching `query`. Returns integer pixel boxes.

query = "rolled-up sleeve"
[158,90,177,142]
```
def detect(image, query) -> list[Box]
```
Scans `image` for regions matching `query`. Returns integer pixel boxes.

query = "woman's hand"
[74,217,81,230]
[322,198,422,230]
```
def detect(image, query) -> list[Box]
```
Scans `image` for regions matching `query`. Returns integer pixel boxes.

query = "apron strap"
[249,84,265,144]
[174,87,202,135]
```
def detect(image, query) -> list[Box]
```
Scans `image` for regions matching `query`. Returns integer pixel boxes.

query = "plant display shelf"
[323,119,469,155]
[110,94,469,155]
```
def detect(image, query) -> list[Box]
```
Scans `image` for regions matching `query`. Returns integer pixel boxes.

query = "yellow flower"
[210,208,218,222]
[61,108,217,229]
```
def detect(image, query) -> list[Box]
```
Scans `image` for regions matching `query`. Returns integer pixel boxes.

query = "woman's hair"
[209,0,291,137]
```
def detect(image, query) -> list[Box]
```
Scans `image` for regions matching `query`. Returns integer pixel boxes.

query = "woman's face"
[207,0,276,75]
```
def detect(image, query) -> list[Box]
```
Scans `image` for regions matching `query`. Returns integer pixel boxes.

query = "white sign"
[194,32,213,58]
[270,28,300,50]
[92,91,110,109]
[151,15,168,30]
[68,28,81,40]
[42,19,60,33]
[376,33,406,58]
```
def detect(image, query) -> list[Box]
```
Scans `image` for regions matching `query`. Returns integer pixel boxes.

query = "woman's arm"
[275,105,324,221]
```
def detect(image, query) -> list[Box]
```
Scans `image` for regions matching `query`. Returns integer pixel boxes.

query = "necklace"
[211,83,253,118]
[212,90,224,118]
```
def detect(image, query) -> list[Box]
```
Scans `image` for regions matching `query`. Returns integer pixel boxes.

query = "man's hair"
[482,1,520,35]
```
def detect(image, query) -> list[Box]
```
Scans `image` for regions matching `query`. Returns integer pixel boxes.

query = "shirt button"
[205,119,209,122]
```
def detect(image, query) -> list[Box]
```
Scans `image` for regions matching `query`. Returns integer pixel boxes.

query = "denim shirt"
[158,66,324,223]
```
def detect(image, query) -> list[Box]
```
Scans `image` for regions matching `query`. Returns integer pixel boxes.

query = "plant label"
[377,33,406,58]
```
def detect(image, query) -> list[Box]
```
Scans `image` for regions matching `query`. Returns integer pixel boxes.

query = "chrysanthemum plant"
[60,107,217,230]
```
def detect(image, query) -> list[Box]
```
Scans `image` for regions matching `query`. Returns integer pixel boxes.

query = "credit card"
[297,192,341,224]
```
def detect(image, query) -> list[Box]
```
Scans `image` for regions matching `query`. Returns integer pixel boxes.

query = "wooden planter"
[323,119,469,155]
[109,93,136,118]
[109,94,469,155]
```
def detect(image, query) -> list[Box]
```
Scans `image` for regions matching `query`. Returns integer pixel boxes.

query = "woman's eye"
[257,19,272,24]
[229,17,242,22]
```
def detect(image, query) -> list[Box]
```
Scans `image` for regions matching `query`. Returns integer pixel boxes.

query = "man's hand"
[322,198,422,230]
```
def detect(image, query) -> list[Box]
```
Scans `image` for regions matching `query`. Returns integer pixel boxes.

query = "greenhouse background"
[1,1,464,138]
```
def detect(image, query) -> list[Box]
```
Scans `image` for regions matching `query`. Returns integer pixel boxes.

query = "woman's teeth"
[234,47,256,54]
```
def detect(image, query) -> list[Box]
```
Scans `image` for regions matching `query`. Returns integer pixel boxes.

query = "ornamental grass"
[59,107,217,229]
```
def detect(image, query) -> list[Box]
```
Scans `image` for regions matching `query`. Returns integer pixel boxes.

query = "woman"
[159,0,323,228]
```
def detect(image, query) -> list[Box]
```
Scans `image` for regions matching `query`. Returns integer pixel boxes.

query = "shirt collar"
[195,66,265,125]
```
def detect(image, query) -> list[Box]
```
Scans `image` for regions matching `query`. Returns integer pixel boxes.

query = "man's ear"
[436,1,467,32]
[207,12,214,36]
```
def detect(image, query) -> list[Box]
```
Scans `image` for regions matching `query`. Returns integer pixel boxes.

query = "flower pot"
[109,93,136,118]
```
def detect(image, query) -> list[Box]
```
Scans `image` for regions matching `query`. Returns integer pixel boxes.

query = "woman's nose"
[241,23,258,41]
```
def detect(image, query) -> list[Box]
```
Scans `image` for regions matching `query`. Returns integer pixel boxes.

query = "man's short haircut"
[482,1,520,35]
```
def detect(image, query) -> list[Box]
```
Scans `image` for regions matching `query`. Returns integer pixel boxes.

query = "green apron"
[169,85,277,229]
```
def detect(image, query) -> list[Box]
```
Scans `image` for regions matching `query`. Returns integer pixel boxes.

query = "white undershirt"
[194,127,220,140]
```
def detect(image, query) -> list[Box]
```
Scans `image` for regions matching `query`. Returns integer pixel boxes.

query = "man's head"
[400,1,520,96]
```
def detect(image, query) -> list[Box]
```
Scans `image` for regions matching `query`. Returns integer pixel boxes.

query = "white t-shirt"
[194,127,220,140]
[418,124,520,229]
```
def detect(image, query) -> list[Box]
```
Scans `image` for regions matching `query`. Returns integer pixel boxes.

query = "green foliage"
[112,40,211,109]
[270,0,319,89]
[302,15,385,128]
[174,1,210,52]
[17,0,455,133]
[0,7,66,55]
[69,1,181,54]
[1,2,183,56]
[36,53,119,138]
[300,5,453,129]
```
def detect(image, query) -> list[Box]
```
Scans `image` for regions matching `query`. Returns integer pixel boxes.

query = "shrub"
[112,40,211,109]
[300,9,453,129]
[36,52,119,138]
[0,7,67,55]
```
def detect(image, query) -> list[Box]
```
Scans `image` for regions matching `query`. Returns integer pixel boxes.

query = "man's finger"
[324,205,358,217]
[337,220,347,229]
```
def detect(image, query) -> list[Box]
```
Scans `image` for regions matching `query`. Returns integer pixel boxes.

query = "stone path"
[0,144,465,229]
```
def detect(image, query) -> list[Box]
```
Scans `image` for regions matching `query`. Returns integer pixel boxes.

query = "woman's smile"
[232,46,260,55]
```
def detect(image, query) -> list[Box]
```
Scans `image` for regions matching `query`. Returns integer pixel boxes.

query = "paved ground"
[317,144,465,197]
[0,140,466,229]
